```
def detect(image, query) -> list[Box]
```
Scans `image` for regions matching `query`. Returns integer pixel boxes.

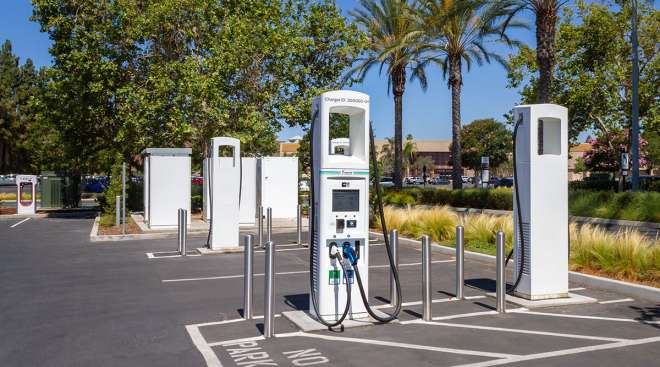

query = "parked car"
[191,176,203,186]
[379,177,394,188]
[461,176,470,183]
[495,177,514,188]
[431,177,450,185]
[299,180,310,192]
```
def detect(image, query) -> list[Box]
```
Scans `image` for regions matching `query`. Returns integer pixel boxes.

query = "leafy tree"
[349,0,428,189]
[0,40,41,173]
[507,0,659,145]
[31,0,364,173]
[583,131,647,173]
[505,0,567,103]
[459,118,513,177]
[417,0,525,189]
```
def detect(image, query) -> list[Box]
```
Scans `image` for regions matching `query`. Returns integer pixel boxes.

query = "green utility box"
[40,172,81,208]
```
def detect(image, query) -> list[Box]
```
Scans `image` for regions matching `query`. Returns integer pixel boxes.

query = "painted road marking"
[411,320,627,342]
[569,287,586,291]
[509,309,660,325]
[162,260,455,283]
[10,218,30,228]
[380,295,487,311]
[147,243,387,259]
[185,324,223,367]
[598,298,635,304]
[452,336,660,367]
[292,332,518,359]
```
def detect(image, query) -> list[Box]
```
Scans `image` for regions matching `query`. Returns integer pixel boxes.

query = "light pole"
[630,0,640,191]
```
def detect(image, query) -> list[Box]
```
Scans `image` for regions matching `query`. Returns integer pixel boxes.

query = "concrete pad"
[486,292,597,308]
[196,246,243,255]
[282,309,398,331]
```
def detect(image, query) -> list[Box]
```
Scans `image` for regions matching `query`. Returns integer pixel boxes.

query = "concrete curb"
[369,231,660,303]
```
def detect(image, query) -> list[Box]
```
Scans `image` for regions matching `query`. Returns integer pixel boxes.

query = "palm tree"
[349,0,428,189]
[504,0,566,103]
[417,0,525,189]
[403,134,417,177]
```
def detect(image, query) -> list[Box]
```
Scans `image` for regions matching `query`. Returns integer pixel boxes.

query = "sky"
[0,0,537,141]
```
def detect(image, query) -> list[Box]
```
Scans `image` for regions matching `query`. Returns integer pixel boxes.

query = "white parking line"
[598,298,635,304]
[410,320,627,342]
[569,287,586,291]
[452,336,660,367]
[509,309,660,325]
[10,218,30,228]
[208,335,266,347]
[383,295,486,311]
[293,331,518,359]
[162,259,455,283]
[185,325,223,367]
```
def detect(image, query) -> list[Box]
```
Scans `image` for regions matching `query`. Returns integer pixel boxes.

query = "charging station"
[16,175,37,215]
[309,90,372,321]
[142,148,192,229]
[512,104,569,300]
[208,137,241,249]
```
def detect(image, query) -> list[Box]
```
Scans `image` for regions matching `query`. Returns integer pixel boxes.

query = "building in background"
[568,143,592,181]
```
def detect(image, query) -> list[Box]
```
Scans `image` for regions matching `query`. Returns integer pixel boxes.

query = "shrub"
[570,224,660,284]
[569,190,660,222]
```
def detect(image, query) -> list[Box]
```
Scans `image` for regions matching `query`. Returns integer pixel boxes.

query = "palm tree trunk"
[536,3,558,103]
[450,57,463,189]
[392,68,406,189]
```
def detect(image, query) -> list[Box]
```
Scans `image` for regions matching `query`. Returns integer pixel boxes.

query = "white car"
[299,180,310,192]
[379,177,395,188]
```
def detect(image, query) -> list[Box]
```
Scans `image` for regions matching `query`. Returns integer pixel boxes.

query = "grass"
[383,187,660,223]
[569,190,660,222]
[375,205,660,286]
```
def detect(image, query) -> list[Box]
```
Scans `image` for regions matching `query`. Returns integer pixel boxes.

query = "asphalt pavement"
[0,214,658,367]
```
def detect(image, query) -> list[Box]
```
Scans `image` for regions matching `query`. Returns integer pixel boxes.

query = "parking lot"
[1,214,658,366]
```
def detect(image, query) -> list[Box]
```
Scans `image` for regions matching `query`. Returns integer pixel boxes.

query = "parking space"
[1,215,658,366]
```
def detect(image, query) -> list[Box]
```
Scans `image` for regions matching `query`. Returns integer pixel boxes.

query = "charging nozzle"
[342,242,358,265]
[329,242,342,260]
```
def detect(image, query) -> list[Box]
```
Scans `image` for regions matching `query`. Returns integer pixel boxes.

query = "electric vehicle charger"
[205,138,243,249]
[307,93,402,328]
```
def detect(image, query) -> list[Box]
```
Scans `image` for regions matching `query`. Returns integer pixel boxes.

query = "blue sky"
[1,0,537,141]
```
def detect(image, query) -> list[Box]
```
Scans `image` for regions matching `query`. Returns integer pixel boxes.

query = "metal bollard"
[422,235,432,321]
[257,206,263,247]
[264,241,275,338]
[456,226,465,300]
[496,231,506,313]
[178,209,187,256]
[115,196,121,227]
[266,207,272,246]
[296,204,302,246]
[243,235,254,319]
[389,229,399,306]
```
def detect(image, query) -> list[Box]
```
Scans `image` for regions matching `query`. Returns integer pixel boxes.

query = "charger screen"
[332,190,359,212]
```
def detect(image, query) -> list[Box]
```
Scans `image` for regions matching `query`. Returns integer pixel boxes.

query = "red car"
[191,176,203,186]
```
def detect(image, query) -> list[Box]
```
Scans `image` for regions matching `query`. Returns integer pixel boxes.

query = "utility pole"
[630,0,640,191]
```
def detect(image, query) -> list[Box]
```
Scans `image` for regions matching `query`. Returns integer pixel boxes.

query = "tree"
[583,131,647,173]
[505,0,567,103]
[0,40,40,173]
[459,118,513,178]
[349,0,428,189]
[31,0,364,173]
[403,134,417,177]
[412,155,434,177]
[506,1,659,145]
[418,0,525,189]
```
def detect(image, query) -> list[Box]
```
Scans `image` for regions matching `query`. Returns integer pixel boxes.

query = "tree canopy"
[29,0,365,172]
[506,0,659,144]
[458,118,512,173]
